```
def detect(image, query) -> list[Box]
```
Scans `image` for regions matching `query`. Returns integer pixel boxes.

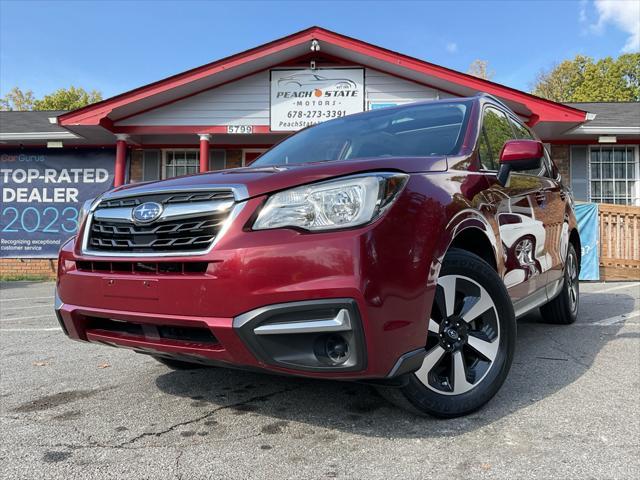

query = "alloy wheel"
[416,275,501,395]
[515,238,534,266]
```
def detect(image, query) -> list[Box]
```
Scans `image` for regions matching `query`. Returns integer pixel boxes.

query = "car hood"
[107,156,447,201]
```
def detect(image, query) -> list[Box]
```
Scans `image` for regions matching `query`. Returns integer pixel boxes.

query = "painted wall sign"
[0,149,114,258]
[270,68,365,131]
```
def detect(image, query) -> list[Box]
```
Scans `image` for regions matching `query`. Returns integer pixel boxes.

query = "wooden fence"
[598,203,640,281]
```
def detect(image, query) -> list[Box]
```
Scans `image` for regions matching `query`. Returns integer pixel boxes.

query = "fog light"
[315,334,350,365]
[235,299,364,372]
[326,335,349,363]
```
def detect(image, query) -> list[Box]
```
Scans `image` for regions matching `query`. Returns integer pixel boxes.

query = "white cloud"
[446,42,458,54]
[592,0,640,52]
[579,0,589,23]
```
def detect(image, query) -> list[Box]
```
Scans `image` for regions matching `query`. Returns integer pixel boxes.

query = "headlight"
[253,173,408,231]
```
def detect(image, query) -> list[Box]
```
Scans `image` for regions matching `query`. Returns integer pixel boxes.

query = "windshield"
[253,101,471,167]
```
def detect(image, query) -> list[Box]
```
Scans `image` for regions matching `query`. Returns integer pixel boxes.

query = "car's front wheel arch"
[447,226,498,272]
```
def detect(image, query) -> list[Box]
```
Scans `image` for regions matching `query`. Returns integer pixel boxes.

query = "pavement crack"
[174,449,184,480]
[117,385,300,448]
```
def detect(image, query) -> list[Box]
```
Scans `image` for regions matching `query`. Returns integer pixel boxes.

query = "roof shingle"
[566,102,640,128]
[0,110,68,134]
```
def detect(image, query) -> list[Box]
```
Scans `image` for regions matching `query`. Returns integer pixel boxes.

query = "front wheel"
[378,249,516,417]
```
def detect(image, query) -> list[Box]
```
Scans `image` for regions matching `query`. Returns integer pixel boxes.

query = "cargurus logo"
[0,153,45,163]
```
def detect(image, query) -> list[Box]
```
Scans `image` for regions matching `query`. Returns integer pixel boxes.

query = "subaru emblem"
[132,202,163,224]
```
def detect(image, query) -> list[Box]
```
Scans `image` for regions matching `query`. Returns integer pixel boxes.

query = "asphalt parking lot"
[0,281,638,480]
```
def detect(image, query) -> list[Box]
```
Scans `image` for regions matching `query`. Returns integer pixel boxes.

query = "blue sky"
[1,0,638,100]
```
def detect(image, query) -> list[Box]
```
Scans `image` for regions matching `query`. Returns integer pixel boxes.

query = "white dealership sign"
[270,68,365,131]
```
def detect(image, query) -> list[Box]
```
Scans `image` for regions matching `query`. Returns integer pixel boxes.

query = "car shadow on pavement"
[154,291,635,439]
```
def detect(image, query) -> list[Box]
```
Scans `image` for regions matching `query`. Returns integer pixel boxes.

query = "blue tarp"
[575,203,600,281]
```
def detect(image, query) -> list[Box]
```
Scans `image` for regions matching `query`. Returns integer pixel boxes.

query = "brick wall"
[550,144,570,186]
[129,150,144,183]
[0,258,58,280]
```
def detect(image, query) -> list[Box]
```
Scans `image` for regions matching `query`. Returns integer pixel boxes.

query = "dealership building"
[1,26,639,278]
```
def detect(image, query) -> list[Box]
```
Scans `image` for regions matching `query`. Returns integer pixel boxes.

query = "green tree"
[0,86,103,111]
[532,54,640,102]
[0,87,36,111]
[467,59,494,80]
[33,86,102,110]
[530,55,590,102]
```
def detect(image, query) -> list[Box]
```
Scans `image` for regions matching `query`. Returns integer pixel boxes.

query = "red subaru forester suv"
[56,95,580,417]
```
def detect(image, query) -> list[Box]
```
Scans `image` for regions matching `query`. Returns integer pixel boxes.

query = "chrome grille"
[85,190,236,255]
[99,190,235,208]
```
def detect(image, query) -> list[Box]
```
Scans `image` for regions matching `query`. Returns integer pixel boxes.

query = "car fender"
[428,208,500,284]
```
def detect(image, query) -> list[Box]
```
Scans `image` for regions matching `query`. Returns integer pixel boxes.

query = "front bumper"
[56,191,439,380]
[55,291,425,380]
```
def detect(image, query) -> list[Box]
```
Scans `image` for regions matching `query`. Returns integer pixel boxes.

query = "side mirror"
[497,140,543,185]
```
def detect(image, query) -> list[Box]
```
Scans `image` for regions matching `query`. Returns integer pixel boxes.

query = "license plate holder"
[103,278,159,300]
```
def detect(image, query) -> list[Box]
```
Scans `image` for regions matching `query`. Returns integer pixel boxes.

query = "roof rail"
[475,92,512,111]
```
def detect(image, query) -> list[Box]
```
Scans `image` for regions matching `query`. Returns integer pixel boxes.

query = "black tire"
[152,356,208,370]
[378,249,516,418]
[540,243,579,325]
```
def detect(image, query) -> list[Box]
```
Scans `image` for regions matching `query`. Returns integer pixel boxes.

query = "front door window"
[480,107,513,171]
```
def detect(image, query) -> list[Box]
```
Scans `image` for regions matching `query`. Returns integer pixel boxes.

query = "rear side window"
[480,107,514,171]
[541,147,555,179]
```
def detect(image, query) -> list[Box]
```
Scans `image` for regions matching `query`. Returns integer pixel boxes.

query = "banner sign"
[270,68,365,131]
[1,149,114,258]
[574,203,599,281]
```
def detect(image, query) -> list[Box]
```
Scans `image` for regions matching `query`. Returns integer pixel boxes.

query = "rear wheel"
[152,356,208,370]
[378,249,516,417]
[540,243,579,324]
